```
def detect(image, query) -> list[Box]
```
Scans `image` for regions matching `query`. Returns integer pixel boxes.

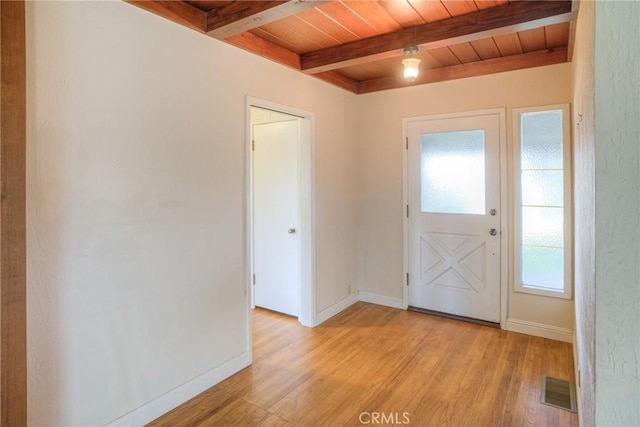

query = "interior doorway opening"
[246,98,315,338]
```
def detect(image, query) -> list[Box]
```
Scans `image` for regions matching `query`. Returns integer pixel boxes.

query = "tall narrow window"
[514,105,571,298]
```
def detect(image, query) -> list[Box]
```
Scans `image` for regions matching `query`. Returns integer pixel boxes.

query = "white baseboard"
[505,318,573,343]
[315,293,358,326]
[107,352,251,427]
[358,291,404,309]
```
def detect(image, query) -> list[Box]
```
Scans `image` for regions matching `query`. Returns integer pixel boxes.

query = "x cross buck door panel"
[407,111,503,323]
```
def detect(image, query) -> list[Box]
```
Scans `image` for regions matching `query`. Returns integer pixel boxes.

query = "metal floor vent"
[540,375,577,413]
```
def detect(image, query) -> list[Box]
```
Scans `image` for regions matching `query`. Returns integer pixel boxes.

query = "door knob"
[288,228,296,234]
[489,228,498,236]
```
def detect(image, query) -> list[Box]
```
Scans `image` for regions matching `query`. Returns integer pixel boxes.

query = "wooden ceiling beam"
[302,0,573,74]
[207,0,331,39]
[1,1,28,425]
[566,0,581,61]
[126,0,207,33]
[357,47,568,94]
[313,71,359,93]
[226,31,301,70]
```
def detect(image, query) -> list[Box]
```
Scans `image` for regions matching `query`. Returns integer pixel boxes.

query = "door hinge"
[406,204,409,218]
[252,274,256,285]
[406,272,409,286]
[405,137,408,150]
[252,139,255,151]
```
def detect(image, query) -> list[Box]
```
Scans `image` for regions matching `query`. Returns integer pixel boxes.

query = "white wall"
[574,2,640,424]
[593,1,640,425]
[356,64,574,333]
[26,1,357,425]
[571,0,596,423]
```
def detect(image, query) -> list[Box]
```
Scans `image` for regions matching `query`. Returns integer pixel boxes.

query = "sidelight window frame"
[513,104,572,299]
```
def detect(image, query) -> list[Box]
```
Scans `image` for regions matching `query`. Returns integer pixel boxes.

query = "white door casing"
[252,119,301,317]
[407,111,504,323]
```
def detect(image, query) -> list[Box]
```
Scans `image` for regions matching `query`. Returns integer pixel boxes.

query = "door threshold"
[408,306,500,328]
[254,306,298,320]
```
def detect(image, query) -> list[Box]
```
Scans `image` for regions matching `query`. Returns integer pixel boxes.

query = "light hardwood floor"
[150,302,578,426]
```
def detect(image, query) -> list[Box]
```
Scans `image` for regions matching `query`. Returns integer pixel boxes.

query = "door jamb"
[245,97,316,348]
[402,108,508,328]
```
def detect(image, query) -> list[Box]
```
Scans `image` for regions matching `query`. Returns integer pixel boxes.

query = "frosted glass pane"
[521,110,563,170]
[420,130,485,214]
[522,246,564,290]
[521,170,564,207]
[522,207,564,247]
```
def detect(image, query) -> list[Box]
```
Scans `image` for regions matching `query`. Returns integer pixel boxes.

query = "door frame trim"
[402,108,508,328]
[245,97,316,345]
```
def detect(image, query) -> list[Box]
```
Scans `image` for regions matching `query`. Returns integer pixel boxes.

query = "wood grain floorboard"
[148,302,578,426]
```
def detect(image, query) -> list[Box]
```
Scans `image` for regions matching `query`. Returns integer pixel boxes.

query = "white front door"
[252,119,300,317]
[407,112,502,323]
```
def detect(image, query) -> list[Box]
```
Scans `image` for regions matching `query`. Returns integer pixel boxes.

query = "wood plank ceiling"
[128,0,577,94]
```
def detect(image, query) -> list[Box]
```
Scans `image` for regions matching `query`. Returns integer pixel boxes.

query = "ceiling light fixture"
[402,46,421,82]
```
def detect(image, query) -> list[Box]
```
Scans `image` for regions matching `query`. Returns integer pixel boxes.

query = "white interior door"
[253,119,300,317]
[407,112,502,323]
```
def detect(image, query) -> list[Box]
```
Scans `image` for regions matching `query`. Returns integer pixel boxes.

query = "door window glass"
[420,130,486,214]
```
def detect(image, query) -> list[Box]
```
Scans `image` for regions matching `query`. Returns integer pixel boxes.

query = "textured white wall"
[355,64,574,331]
[594,1,640,425]
[26,1,357,425]
[571,0,595,423]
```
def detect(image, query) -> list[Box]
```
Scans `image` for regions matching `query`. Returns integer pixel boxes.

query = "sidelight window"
[513,105,572,299]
